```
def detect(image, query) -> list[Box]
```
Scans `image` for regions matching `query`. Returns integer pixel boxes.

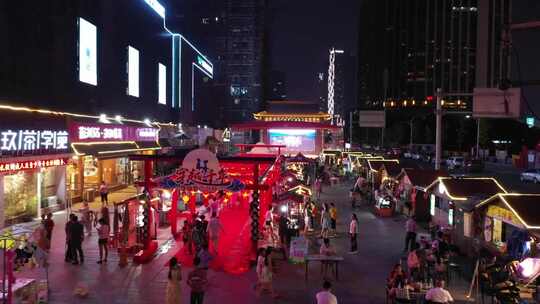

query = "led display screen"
[158,63,166,104]
[78,18,97,86]
[128,46,140,97]
[268,129,316,153]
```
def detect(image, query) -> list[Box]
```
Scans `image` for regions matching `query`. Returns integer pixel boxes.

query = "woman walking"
[166,257,182,304]
[349,213,359,254]
[320,203,331,239]
[96,218,110,264]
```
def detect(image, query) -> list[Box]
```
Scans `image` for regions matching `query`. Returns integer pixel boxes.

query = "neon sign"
[0,130,69,152]
[78,126,123,140]
[70,122,158,142]
[0,158,68,173]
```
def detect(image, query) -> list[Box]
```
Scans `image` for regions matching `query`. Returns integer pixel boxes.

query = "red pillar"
[170,189,179,236]
[144,159,154,193]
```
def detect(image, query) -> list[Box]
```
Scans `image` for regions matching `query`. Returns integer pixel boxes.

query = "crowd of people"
[386,216,455,303]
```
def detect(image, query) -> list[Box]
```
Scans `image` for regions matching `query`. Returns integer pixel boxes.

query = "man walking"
[69,215,85,265]
[404,216,417,252]
[188,257,209,304]
[65,214,75,262]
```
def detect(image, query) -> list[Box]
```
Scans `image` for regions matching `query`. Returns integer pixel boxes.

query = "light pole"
[409,117,418,151]
[349,111,353,146]
[435,89,442,170]
[434,89,474,170]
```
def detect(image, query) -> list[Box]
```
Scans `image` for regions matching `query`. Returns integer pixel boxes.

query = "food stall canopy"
[476,194,540,230]
[398,168,449,191]
[381,162,405,178]
[425,177,507,201]
[367,159,399,173]
[287,152,316,163]
[288,185,312,196]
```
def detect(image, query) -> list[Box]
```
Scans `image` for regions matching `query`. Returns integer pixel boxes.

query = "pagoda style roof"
[231,121,340,130]
[253,111,332,122]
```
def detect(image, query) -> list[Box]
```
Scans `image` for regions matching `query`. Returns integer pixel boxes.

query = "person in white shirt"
[404,216,417,252]
[425,280,453,303]
[316,281,338,304]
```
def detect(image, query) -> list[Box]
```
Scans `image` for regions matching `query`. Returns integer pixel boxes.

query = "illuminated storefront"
[0,109,72,228]
[67,120,161,201]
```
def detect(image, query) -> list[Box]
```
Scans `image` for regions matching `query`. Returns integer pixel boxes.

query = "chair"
[447,262,460,286]
[395,288,415,303]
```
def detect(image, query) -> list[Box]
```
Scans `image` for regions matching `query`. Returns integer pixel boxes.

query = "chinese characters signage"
[155,148,234,190]
[69,122,158,142]
[487,205,523,228]
[0,158,68,173]
[0,130,69,153]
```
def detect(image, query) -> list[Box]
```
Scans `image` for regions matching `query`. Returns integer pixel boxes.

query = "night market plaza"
[3,164,480,304]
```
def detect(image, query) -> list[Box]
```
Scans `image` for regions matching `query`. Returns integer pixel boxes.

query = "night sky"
[267,0,361,102]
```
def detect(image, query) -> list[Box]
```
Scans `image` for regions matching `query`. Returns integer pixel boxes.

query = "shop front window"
[67,161,81,198]
[4,171,38,225]
[116,157,129,185]
[39,166,66,209]
[130,160,144,184]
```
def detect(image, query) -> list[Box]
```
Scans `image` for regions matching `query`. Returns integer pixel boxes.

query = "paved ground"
[13,182,473,303]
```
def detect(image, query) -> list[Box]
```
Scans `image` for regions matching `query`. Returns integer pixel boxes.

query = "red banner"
[0,157,68,173]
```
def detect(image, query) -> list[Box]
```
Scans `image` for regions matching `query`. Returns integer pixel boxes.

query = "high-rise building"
[0,0,214,124]
[172,0,267,126]
[266,70,287,101]
[358,0,479,110]
[316,72,328,112]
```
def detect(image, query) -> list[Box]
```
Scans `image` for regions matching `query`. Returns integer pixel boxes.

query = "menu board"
[289,236,308,263]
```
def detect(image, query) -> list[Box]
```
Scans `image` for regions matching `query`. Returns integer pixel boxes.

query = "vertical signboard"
[128,46,140,97]
[78,18,97,86]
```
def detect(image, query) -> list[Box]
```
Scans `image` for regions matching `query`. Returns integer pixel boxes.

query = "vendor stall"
[424,177,507,256]
[395,169,448,221]
[474,194,540,259]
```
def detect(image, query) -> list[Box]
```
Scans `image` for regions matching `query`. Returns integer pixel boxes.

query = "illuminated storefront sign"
[0,158,68,173]
[137,128,159,139]
[69,122,158,142]
[0,130,69,152]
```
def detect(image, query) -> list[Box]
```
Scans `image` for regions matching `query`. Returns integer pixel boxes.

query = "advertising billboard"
[78,18,97,86]
[128,46,140,97]
[268,129,316,153]
[158,63,166,105]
